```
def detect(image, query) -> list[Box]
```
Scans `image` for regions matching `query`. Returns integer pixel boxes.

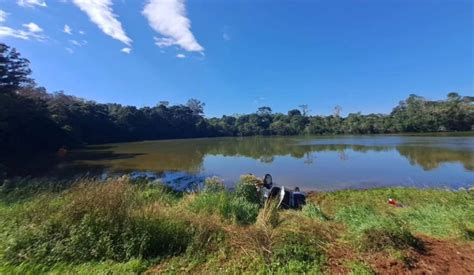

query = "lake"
[56,134,474,191]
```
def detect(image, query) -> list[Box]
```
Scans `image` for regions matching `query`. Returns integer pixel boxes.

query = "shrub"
[229,197,260,225]
[234,174,260,204]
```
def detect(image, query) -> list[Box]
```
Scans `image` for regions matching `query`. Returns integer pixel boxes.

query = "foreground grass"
[0,176,472,274]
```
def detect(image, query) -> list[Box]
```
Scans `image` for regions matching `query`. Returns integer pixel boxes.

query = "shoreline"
[1,175,473,273]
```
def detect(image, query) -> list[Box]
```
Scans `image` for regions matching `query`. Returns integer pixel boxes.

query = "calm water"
[60,134,474,191]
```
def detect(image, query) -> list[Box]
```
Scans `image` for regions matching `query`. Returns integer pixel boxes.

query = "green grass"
[0,177,472,274]
[317,187,474,239]
[346,261,375,275]
[0,259,149,274]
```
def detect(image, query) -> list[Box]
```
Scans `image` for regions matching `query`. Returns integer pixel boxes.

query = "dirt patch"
[325,235,473,274]
[368,235,473,274]
[325,241,359,273]
[409,236,473,274]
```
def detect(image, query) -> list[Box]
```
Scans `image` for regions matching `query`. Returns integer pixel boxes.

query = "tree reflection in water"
[64,136,474,173]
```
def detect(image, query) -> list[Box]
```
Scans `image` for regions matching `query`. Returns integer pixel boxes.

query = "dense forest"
[1,42,473,159]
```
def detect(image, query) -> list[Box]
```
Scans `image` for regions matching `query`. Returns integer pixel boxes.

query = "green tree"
[0,43,34,93]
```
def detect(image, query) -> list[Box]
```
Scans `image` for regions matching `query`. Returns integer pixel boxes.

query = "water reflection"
[44,135,472,190]
[5,135,470,190]
[64,136,474,173]
[397,146,473,171]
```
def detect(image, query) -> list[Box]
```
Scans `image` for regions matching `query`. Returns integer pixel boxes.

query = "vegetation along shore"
[0,175,473,274]
[1,43,473,179]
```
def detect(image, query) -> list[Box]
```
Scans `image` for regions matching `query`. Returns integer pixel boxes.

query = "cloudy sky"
[0,0,472,117]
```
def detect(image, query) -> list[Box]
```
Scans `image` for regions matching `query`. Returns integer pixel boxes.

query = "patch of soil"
[326,235,473,274]
[325,241,359,273]
[412,236,473,274]
[367,235,474,274]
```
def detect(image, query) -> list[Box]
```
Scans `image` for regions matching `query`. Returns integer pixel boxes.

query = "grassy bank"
[0,176,473,274]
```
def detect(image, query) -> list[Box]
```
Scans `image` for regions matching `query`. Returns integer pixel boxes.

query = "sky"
[0,0,472,117]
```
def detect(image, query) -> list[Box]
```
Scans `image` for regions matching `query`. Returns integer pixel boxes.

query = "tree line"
[1,42,473,158]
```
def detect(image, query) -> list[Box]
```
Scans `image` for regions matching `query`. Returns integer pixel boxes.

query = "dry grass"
[61,176,135,222]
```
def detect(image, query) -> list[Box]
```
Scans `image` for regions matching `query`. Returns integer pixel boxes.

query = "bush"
[229,197,260,225]
[234,174,260,204]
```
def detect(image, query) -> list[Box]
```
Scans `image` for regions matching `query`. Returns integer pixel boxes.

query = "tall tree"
[187,99,205,116]
[0,43,34,93]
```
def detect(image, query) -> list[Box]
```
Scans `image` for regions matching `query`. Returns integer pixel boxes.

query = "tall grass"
[186,176,260,225]
[0,177,471,273]
[2,177,192,265]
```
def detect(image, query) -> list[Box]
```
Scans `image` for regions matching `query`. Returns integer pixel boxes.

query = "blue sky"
[0,0,472,117]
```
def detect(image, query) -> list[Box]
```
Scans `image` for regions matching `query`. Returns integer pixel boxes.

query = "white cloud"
[72,0,132,46]
[0,10,9,22]
[176,53,185,58]
[79,30,85,35]
[69,39,87,47]
[65,47,74,54]
[154,37,174,48]
[121,47,131,54]
[17,0,47,8]
[143,0,204,53]
[63,24,72,34]
[0,26,46,41]
[23,22,43,33]
[0,27,29,40]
